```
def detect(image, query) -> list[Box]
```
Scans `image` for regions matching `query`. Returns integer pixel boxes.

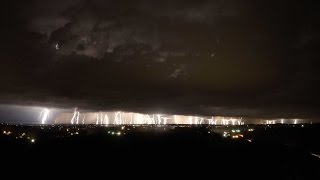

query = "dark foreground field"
[1,124,320,179]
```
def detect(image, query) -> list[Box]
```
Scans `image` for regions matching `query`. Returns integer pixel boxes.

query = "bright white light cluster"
[55,110,245,125]
[265,119,300,124]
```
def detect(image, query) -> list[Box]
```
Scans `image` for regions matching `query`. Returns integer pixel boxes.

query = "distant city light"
[223,131,229,137]
[31,139,35,143]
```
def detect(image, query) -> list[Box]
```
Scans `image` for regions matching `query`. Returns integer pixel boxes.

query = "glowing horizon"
[52,109,243,125]
[46,109,304,125]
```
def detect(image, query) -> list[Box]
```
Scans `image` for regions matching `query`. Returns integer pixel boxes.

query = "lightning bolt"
[104,114,109,125]
[70,108,80,124]
[39,108,51,124]
[156,114,162,125]
[189,116,193,124]
[82,114,86,124]
[114,111,122,125]
[96,112,104,125]
[64,111,248,125]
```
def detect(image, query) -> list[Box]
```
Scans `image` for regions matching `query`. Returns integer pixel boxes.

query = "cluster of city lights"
[107,131,122,136]
[2,130,35,143]
[223,129,244,139]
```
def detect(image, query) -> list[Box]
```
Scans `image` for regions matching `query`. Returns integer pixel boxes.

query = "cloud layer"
[1,0,320,119]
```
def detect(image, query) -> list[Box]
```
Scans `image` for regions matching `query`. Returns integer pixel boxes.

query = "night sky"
[1,0,320,122]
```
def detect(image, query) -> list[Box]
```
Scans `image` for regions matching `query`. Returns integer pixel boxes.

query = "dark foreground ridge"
[1,124,320,178]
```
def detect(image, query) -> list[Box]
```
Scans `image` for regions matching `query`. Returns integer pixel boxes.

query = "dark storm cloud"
[1,0,320,120]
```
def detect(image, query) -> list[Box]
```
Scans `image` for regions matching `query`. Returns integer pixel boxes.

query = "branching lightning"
[54,108,250,125]
[39,108,51,124]
[71,108,80,124]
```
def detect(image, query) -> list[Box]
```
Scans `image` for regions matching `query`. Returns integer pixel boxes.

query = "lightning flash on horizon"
[39,108,51,124]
